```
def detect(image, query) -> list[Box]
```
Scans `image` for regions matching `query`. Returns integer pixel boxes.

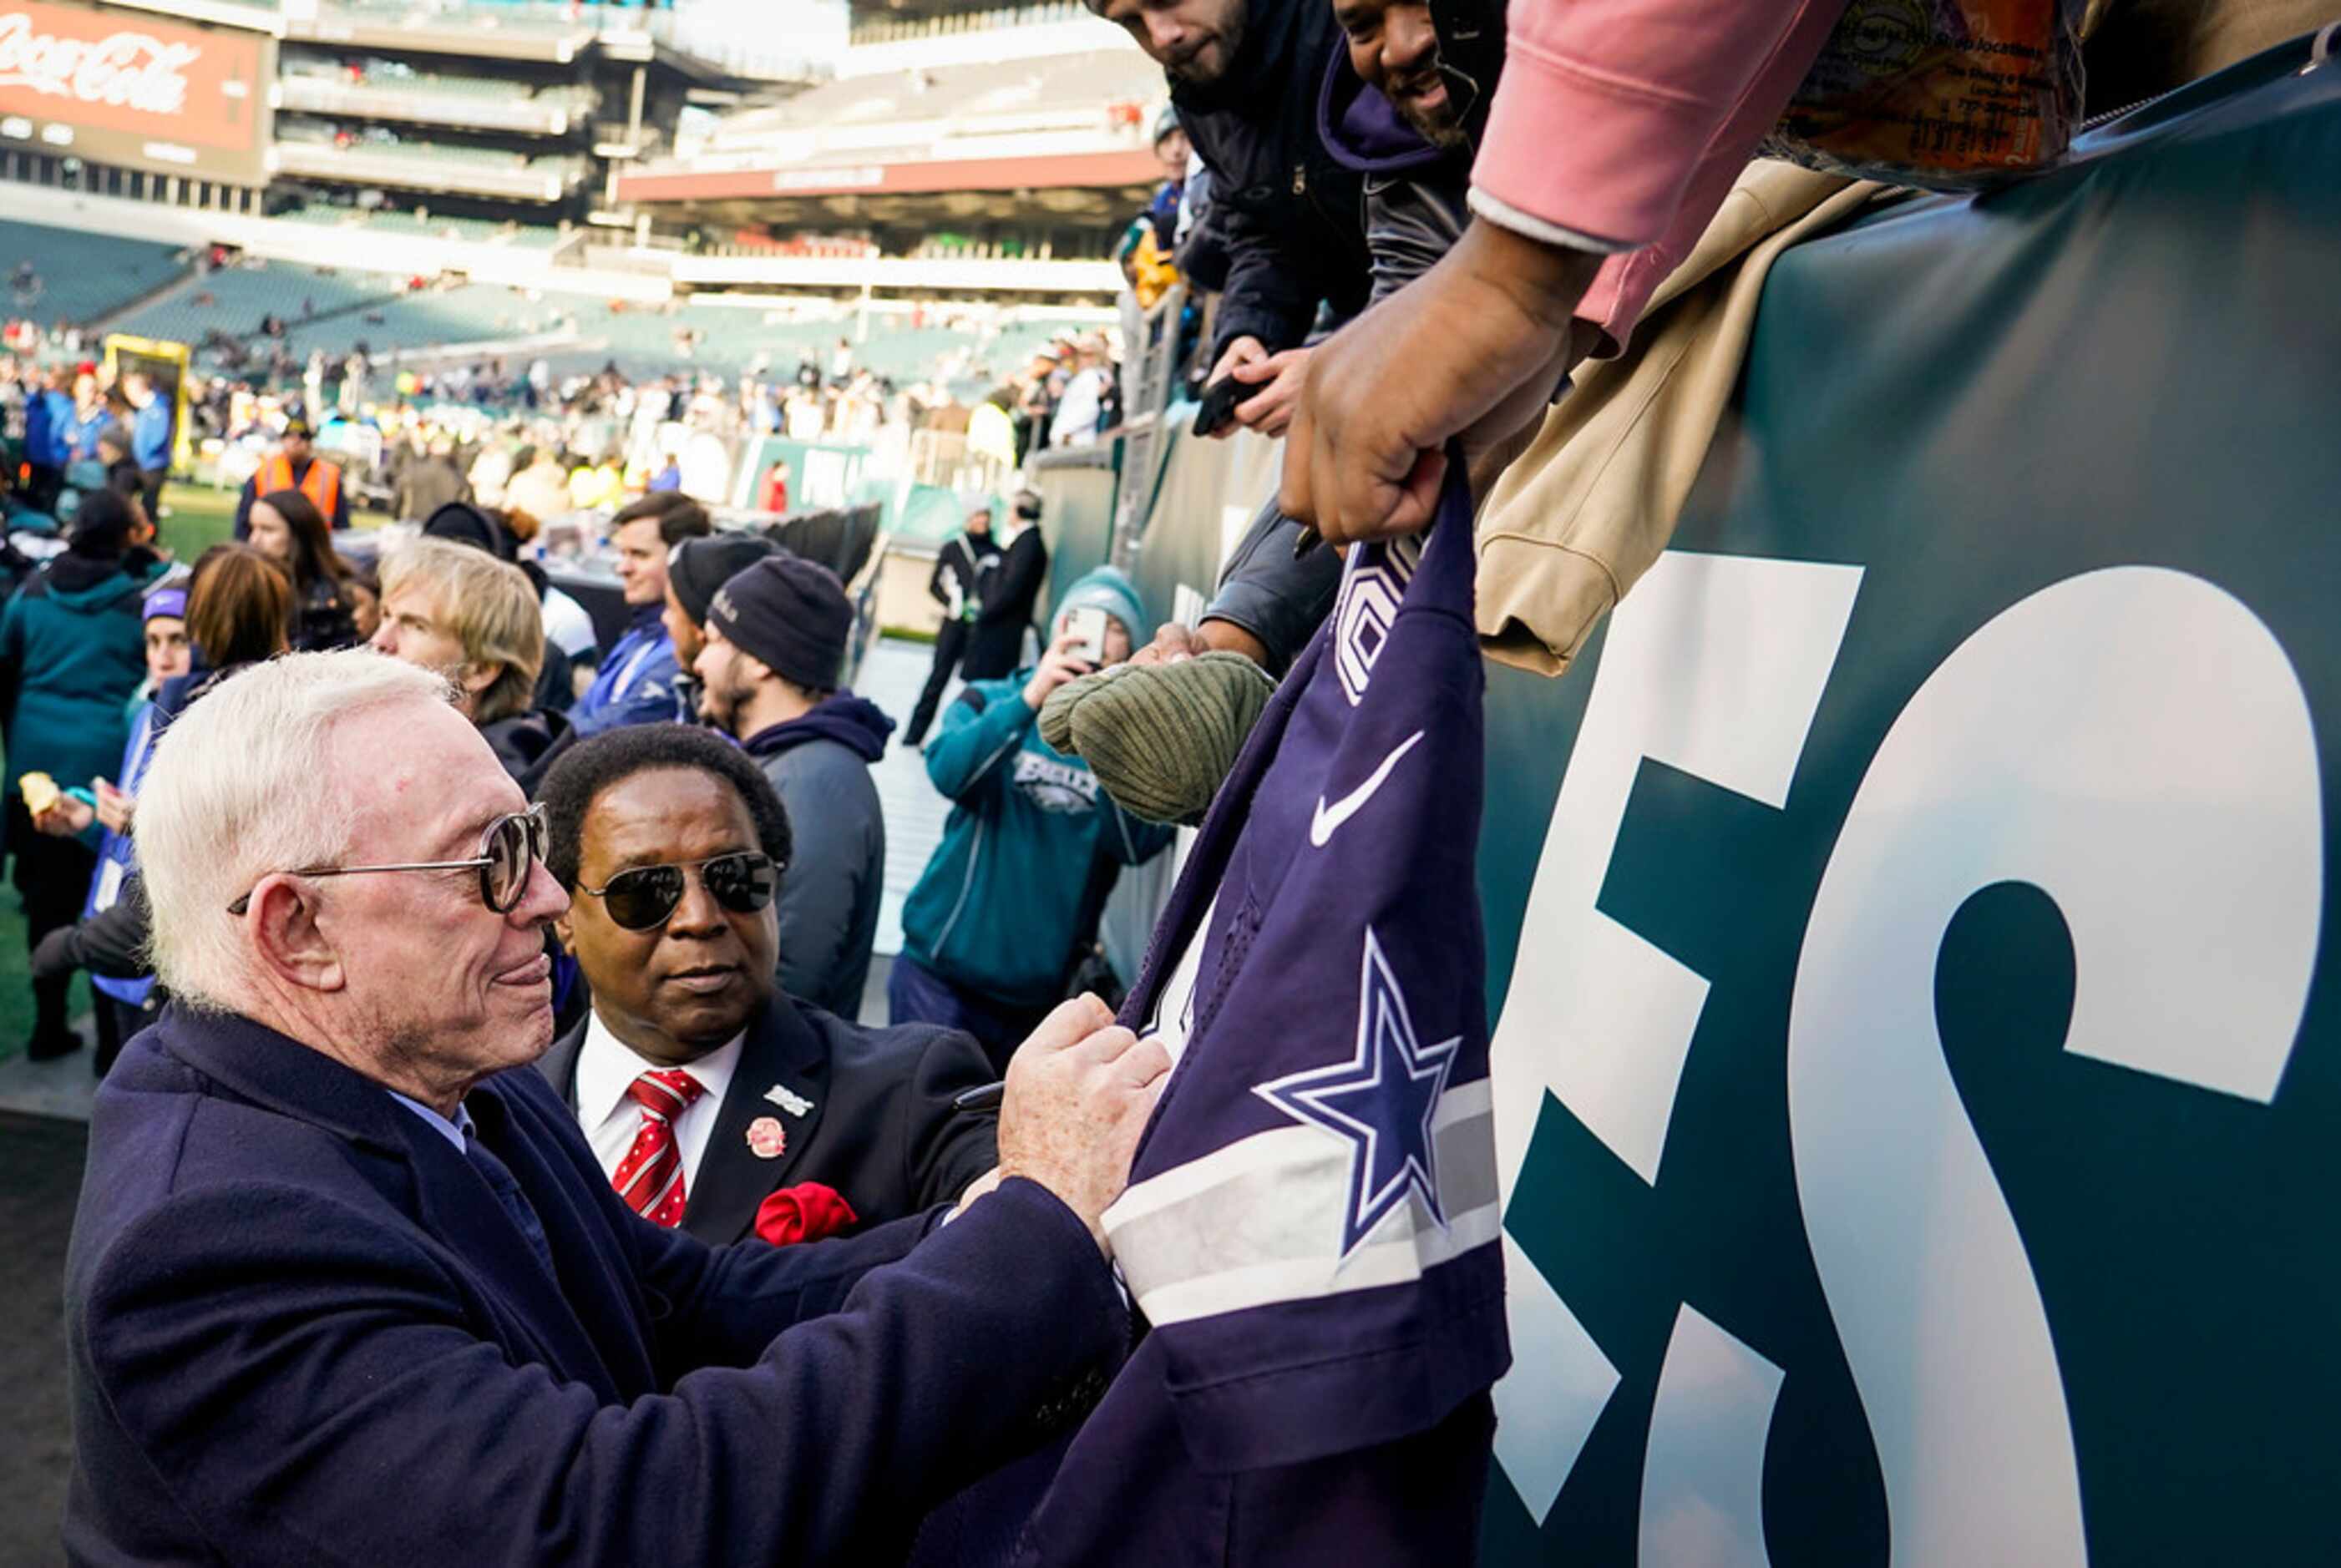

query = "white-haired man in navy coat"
[63,649,1166,1565]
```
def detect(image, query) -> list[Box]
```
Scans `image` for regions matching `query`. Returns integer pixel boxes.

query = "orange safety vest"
[256,452,341,522]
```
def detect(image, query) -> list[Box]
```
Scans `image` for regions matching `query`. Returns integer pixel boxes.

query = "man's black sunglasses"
[578,852,781,932]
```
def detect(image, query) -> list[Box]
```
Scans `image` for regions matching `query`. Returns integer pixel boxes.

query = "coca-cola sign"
[0,13,199,116]
[0,2,268,180]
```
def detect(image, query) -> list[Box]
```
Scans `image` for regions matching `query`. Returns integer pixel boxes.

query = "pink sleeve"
[1472,0,1851,351]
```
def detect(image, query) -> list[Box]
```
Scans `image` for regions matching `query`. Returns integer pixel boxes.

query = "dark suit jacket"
[961,527,1047,680]
[539,993,1001,1244]
[64,1009,1122,1566]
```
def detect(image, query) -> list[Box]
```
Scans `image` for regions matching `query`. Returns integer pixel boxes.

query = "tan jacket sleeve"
[1474,163,1886,676]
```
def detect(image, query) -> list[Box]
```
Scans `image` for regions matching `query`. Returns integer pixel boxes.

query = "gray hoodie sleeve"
[768,749,876,1016]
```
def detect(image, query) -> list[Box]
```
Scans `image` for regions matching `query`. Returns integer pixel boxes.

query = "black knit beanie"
[68,488,135,558]
[421,500,515,563]
[706,554,854,694]
[668,534,780,628]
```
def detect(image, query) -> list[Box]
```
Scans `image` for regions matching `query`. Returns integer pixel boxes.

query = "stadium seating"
[277,122,576,172]
[110,264,399,352]
[301,0,595,44]
[70,234,1105,390]
[282,61,591,108]
[554,303,823,377]
[294,283,575,357]
[0,222,190,330]
[277,60,595,134]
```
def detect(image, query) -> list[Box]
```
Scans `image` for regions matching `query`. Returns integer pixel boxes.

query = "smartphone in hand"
[1191,373,1247,438]
[1069,606,1109,665]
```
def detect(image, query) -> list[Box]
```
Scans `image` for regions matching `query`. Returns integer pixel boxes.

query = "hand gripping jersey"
[1016,465,1507,1565]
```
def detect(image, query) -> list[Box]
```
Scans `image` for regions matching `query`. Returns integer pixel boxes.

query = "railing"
[273,140,585,201]
[1109,281,1189,569]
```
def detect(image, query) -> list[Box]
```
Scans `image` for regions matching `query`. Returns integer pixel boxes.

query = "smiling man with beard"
[1085,0,1372,439]
[535,723,997,1244]
[64,651,1161,1565]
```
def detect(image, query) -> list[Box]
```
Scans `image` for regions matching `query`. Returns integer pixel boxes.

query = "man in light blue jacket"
[570,491,711,737]
[124,372,173,524]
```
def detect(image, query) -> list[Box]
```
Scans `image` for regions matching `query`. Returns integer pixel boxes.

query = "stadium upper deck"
[2,0,1157,311]
[617,3,1163,245]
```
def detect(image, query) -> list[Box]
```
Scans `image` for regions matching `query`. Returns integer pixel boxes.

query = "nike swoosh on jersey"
[1309,729,1426,847]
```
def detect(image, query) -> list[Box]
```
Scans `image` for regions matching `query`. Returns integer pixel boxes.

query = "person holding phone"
[894,569,1174,1070]
[27,581,190,1075]
[1,488,170,1060]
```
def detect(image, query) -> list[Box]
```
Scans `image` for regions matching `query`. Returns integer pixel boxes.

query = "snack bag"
[20,771,59,817]
[1760,0,2088,188]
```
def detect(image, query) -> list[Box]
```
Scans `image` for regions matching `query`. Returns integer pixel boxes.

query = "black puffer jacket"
[1199,3,1511,677]
[483,706,572,796]
[1171,0,1372,363]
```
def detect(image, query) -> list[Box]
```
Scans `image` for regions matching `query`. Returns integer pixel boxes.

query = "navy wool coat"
[63,1009,1123,1566]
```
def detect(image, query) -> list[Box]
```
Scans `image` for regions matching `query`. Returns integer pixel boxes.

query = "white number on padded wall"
[1491,551,1863,1526]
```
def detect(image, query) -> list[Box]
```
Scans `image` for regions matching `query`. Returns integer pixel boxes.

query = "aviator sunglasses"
[577,852,781,932]
[227,804,549,916]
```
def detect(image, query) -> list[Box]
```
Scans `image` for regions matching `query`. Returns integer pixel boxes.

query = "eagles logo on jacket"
[899,676,1173,1012]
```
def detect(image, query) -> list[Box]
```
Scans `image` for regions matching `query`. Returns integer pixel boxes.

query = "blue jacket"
[63,405,119,464]
[569,607,685,738]
[902,677,1173,1009]
[23,387,71,468]
[83,701,161,1009]
[129,396,172,472]
[64,1008,1126,1564]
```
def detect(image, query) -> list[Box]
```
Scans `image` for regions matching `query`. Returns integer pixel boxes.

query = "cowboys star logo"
[1256,925,1460,1257]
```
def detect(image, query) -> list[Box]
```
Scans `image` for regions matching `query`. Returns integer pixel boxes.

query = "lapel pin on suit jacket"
[745,1117,788,1160]
[763,1084,814,1118]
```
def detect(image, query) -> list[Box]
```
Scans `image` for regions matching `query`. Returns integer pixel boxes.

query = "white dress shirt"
[575,1011,744,1199]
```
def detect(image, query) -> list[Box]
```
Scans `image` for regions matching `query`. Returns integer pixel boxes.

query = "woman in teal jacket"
[0,489,170,1059]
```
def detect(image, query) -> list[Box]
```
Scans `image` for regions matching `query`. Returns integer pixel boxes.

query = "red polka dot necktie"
[613,1069,705,1228]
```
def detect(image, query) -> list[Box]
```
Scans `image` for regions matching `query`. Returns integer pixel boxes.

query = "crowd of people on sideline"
[1,303,1127,539]
[0,410,1163,1110]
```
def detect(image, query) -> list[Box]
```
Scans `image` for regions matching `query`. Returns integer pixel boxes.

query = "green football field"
[0,482,387,1060]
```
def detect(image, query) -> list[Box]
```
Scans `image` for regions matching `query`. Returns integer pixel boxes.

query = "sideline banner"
[0,1,271,184]
[1477,38,2339,1566]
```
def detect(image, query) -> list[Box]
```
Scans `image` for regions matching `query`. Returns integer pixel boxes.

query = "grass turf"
[157,478,391,558]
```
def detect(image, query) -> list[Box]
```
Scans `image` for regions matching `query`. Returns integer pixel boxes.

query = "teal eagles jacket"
[902,675,1173,1009]
[0,549,170,815]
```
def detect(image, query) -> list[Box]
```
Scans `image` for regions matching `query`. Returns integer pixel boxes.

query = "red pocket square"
[754,1182,859,1246]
